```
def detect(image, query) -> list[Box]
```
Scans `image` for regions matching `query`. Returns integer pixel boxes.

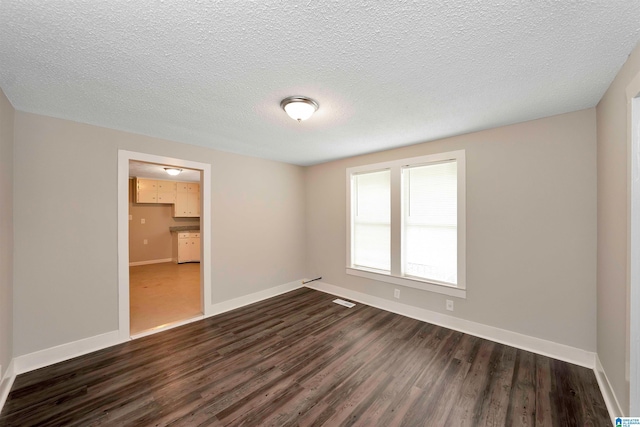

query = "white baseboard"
[129,258,173,267]
[595,354,624,424]
[13,330,121,376]
[3,279,305,386]
[208,279,304,316]
[0,358,16,416]
[0,280,304,416]
[306,281,596,369]
[2,279,609,420]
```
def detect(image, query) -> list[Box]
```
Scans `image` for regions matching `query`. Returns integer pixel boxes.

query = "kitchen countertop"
[169,225,200,232]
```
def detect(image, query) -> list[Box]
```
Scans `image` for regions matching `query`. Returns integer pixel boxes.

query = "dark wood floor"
[0,288,610,426]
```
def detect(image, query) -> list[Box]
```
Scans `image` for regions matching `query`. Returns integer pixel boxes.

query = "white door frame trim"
[117,150,212,342]
[627,73,640,416]
[630,95,640,415]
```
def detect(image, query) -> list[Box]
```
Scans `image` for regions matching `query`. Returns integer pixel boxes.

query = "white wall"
[306,109,597,351]
[12,112,306,356]
[596,41,640,415]
[0,88,14,376]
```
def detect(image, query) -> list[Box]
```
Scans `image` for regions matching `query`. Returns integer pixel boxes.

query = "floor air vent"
[333,299,356,308]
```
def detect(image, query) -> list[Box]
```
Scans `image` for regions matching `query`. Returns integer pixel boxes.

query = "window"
[346,151,466,298]
[352,170,390,271]
[403,161,458,284]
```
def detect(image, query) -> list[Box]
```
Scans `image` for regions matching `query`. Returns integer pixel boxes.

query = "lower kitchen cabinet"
[172,232,200,263]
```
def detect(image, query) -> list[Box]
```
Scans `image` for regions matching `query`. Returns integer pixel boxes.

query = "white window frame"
[346,150,466,298]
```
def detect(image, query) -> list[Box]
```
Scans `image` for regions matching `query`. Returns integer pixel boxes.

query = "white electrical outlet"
[394,289,400,299]
[141,218,146,224]
[143,239,148,245]
[446,300,454,311]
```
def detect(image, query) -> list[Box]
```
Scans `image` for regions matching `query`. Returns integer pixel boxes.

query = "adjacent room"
[128,161,203,336]
[0,1,639,425]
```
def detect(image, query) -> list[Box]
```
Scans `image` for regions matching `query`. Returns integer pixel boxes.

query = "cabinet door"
[179,238,191,262]
[135,178,158,203]
[157,181,176,192]
[157,191,176,204]
[156,181,176,204]
[136,191,157,203]
[174,192,189,217]
[186,237,197,262]
[176,182,189,193]
[187,193,200,217]
[191,235,201,262]
[188,183,200,193]
[137,179,157,192]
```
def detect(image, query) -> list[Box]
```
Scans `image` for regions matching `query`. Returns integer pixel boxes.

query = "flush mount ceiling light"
[280,96,319,122]
[164,168,182,176]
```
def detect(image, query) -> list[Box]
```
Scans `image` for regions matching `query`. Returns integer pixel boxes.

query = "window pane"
[403,161,457,283]
[353,170,390,271]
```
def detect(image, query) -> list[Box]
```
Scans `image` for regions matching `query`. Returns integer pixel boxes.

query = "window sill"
[345,267,466,299]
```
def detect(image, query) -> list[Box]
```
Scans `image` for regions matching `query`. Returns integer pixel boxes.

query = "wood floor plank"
[476,344,518,426]
[427,356,474,425]
[0,288,612,426]
[505,350,536,426]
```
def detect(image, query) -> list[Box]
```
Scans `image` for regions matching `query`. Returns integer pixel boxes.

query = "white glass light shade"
[164,168,182,176]
[280,96,319,122]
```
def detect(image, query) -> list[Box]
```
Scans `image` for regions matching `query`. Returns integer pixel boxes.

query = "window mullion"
[390,165,402,276]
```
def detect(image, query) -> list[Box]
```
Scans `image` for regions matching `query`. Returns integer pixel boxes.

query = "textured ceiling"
[1,1,639,166]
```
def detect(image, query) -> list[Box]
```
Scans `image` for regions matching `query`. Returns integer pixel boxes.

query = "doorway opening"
[118,150,212,341]
[128,160,202,336]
